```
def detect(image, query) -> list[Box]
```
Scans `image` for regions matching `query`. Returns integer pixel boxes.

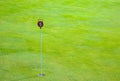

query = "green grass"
[0,0,120,81]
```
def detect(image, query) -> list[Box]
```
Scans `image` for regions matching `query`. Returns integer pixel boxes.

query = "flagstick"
[40,29,42,74]
[39,29,45,76]
[38,20,45,76]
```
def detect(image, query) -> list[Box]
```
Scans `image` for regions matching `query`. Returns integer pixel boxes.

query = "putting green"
[0,0,120,81]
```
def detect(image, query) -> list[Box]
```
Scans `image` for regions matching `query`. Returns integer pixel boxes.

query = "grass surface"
[0,0,120,81]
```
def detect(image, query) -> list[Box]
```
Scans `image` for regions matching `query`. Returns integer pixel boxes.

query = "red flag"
[38,20,44,29]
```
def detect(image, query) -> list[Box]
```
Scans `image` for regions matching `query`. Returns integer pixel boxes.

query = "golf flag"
[38,20,44,29]
[37,19,45,76]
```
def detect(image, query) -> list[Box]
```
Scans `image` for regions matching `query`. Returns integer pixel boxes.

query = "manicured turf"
[0,0,120,81]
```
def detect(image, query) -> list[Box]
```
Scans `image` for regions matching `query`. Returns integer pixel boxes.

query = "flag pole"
[40,29,43,75]
[38,20,45,76]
